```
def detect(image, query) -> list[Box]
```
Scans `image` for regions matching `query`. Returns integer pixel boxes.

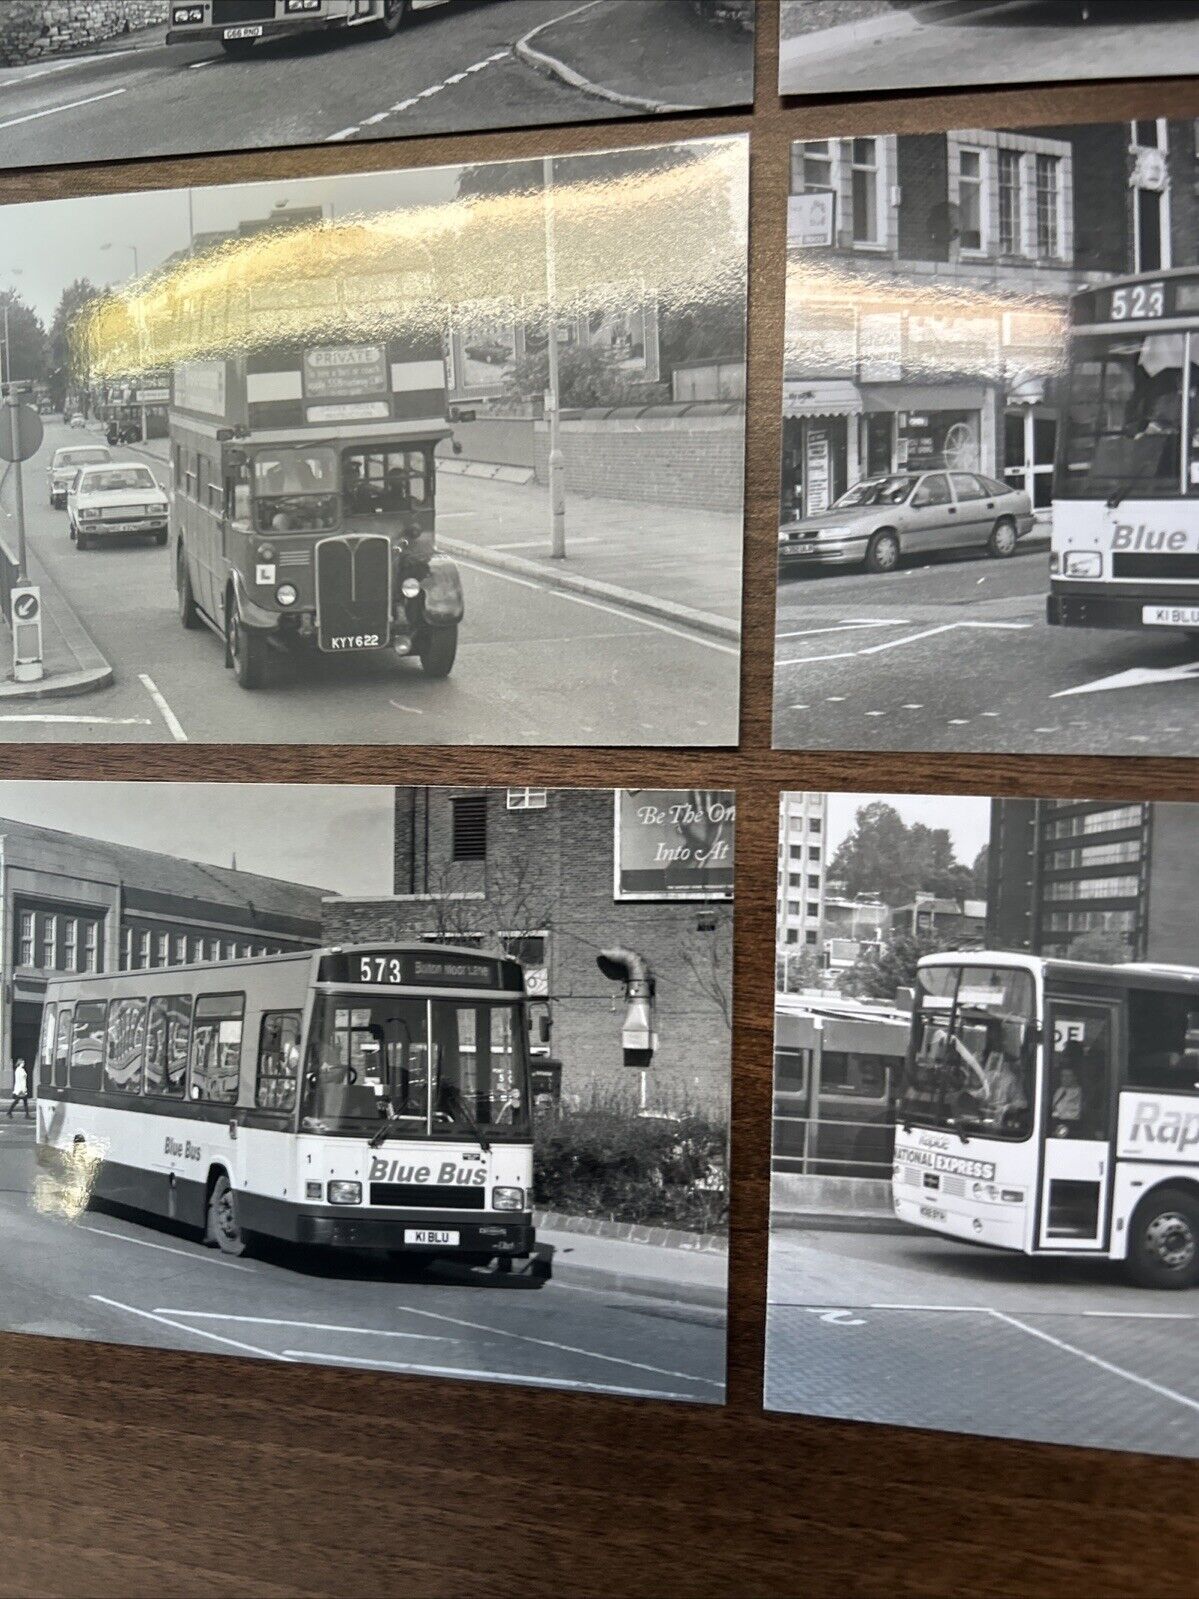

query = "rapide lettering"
[1112,523,1197,553]
[1127,1100,1199,1156]
[368,1157,486,1185]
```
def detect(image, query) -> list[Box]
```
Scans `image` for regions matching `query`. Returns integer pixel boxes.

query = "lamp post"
[543,155,566,559]
[0,268,31,583]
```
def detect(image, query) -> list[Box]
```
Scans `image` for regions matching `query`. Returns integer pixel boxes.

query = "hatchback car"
[47,444,111,508]
[778,470,1035,574]
[67,462,170,550]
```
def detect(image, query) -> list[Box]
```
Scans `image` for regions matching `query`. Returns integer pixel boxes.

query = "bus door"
[1038,996,1117,1251]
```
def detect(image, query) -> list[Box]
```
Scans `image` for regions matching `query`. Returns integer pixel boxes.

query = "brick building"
[986,799,1196,963]
[323,787,735,1112]
[782,118,1194,519]
[0,817,325,1087]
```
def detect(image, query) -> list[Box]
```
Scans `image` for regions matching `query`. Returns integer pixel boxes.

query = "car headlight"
[492,1186,525,1212]
[817,525,854,538]
[276,583,298,607]
[327,1180,361,1205]
[79,508,100,520]
[400,576,423,599]
[1063,550,1102,577]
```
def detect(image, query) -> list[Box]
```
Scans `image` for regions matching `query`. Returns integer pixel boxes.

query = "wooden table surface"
[0,4,1195,1594]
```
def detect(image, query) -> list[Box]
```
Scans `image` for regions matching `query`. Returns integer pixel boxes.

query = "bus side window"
[38,1004,56,1093]
[1128,989,1199,1091]
[189,993,244,1104]
[70,1000,108,1092]
[145,996,190,1098]
[53,1006,73,1091]
[105,998,147,1095]
[256,1011,302,1112]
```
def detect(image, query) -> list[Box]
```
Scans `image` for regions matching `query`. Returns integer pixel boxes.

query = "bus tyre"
[1128,1188,1199,1290]
[228,595,267,690]
[864,529,899,573]
[207,1173,247,1257]
[374,0,408,35]
[988,517,1017,558]
[177,546,200,629]
[419,623,457,679]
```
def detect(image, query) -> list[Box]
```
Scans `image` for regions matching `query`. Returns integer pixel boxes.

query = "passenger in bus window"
[1051,1059,1083,1138]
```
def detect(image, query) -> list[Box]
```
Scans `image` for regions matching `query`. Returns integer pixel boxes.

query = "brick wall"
[531,413,745,514]
[324,788,734,1114]
[0,3,168,66]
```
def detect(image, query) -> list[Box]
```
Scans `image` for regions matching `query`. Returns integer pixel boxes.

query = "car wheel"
[987,517,1018,558]
[75,527,88,551]
[177,545,200,629]
[154,528,168,548]
[864,529,900,574]
[227,593,267,690]
[1127,1188,1199,1290]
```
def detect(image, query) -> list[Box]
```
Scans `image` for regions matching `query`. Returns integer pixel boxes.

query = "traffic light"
[596,947,657,1068]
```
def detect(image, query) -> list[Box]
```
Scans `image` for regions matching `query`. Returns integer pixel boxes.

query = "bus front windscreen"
[251,447,339,533]
[1059,331,1199,499]
[901,966,1037,1141]
[302,993,531,1140]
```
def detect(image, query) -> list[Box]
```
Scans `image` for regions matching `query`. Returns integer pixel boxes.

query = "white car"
[68,412,87,428]
[47,444,111,508]
[67,462,169,550]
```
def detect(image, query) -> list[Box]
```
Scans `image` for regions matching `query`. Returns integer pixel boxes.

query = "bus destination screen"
[319,950,521,990]
[1076,278,1199,324]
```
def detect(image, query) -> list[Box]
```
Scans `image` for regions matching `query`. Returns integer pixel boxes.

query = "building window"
[83,921,99,973]
[174,934,188,964]
[958,147,985,251]
[417,931,486,948]
[138,930,151,969]
[506,788,547,811]
[1045,805,1144,841]
[806,931,818,945]
[1034,155,1060,258]
[997,148,1021,254]
[808,846,820,861]
[851,137,883,246]
[500,932,547,966]
[451,794,488,861]
[1046,840,1142,870]
[156,933,170,967]
[793,139,834,195]
[17,910,34,969]
[808,874,821,890]
[1043,875,1140,903]
[810,819,822,834]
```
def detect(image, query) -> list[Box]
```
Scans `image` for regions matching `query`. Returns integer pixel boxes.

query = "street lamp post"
[1,274,31,584]
[543,155,566,559]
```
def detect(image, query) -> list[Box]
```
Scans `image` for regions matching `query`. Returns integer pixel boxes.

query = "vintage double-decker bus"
[165,2,448,56]
[170,335,463,688]
[36,943,535,1269]
[894,952,1199,1289]
[1050,267,1199,635]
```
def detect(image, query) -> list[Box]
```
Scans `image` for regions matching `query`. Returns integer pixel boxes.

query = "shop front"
[780,380,861,520]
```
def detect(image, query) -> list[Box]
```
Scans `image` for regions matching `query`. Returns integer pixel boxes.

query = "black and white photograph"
[0,0,754,172]
[767,788,1199,1457]
[0,781,732,1401]
[779,1,1199,99]
[776,116,1199,756]
[0,135,747,744]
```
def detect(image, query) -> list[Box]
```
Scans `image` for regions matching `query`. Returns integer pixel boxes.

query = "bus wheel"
[418,623,457,679]
[1127,1188,1199,1289]
[207,1173,247,1257]
[374,0,408,35]
[228,596,267,690]
[177,546,200,629]
[987,517,1017,558]
[864,529,899,573]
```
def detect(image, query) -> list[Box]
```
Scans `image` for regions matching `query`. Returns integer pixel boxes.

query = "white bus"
[1050,267,1199,635]
[36,943,536,1268]
[894,952,1199,1289]
[166,2,449,56]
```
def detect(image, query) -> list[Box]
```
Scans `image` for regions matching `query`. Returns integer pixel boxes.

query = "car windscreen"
[833,477,912,508]
[57,449,109,467]
[82,468,158,493]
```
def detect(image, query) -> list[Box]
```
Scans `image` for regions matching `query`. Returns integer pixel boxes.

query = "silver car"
[779,471,1035,574]
[47,443,111,508]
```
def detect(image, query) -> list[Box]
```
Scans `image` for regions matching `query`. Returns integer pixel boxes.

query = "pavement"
[0,420,738,745]
[779,0,1199,96]
[766,1224,1199,1458]
[774,537,1199,756]
[0,1119,726,1403]
[0,0,750,172]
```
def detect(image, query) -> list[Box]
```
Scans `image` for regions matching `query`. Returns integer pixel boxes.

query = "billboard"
[614,790,735,900]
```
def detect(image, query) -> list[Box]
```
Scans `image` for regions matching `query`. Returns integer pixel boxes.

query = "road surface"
[0,0,746,171]
[0,1120,724,1402]
[780,0,1199,96]
[0,421,738,745]
[774,542,1199,756]
[766,1223,1199,1457]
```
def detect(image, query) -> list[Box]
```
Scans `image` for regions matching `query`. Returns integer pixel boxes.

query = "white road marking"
[0,86,125,131]
[989,1309,1199,1416]
[282,1352,706,1401]
[455,557,739,655]
[490,538,599,550]
[0,714,153,727]
[324,50,509,143]
[776,619,907,641]
[376,1301,724,1388]
[154,1310,453,1342]
[187,59,217,71]
[138,673,188,742]
[80,1225,253,1271]
[0,50,137,90]
[777,618,1032,668]
[388,701,424,714]
[92,1294,293,1361]
[1053,660,1199,698]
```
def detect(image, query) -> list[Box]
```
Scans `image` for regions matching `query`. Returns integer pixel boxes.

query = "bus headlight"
[327,1180,362,1205]
[492,1186,525,1212]
[276,583,298,607]
[1063,551,1102,577]
[400,577,423,599]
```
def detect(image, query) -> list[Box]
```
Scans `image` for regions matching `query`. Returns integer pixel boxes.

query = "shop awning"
[783,380,862,419]
[859,382,989,414]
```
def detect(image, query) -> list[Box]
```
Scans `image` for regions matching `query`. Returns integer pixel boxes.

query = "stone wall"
[0,3,168,66]
[532,412,745,515]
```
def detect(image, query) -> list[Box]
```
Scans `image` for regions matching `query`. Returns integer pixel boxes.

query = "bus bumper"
[286,1206,535,1255]
[167,18,342,46]
[1048,585,1196,629]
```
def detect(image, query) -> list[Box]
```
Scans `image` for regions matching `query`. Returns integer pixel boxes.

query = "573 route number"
[359,956,403,984]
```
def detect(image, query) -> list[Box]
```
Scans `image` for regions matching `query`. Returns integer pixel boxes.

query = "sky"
[821,791,991,867]
[0,783,395,897]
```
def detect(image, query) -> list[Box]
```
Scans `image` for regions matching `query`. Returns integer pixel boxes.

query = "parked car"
[778,470,1034,574]
[67,462,169,550]
[67,412,87,428]
[47,444,111,508]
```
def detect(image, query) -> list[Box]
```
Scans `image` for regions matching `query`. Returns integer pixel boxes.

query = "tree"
[829,802,978,909]
[679,906,733,1033]
[842,933,950,1002]
[0,290,47,388]
[970,843,990,899]
[775,945,821,993]
[504,343,655,410]
[48,279,104,408]
[1066,930,1131,965]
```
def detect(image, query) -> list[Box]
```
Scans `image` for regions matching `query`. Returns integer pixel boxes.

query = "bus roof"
[917,950,1199,993]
